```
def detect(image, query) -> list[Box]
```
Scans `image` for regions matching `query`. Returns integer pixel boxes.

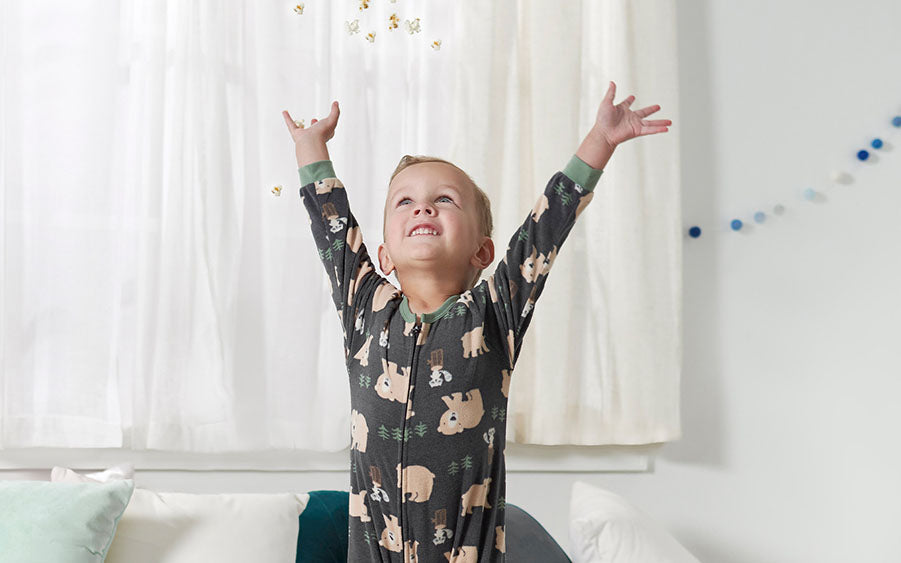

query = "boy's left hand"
[593,81,671,147]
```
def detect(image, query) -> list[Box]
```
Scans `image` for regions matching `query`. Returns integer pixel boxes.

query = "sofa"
[0,465,700,562]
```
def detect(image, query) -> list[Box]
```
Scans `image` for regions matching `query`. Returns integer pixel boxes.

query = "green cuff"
[562,155,603,192]
[298,160,338,187]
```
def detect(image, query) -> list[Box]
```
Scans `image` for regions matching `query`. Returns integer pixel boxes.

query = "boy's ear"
[471,237,495,269]
[378,243,395,275]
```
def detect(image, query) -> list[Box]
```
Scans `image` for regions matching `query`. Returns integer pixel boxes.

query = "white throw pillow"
[569,481,700,563]
[52,466,309,563]
[51,463,134,483]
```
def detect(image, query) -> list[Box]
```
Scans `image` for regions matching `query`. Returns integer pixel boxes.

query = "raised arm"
[284,102,383,345]
[282,101,339,168]
[486,82,671,368]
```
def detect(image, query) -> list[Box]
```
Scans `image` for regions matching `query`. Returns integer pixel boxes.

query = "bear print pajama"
[299,155,601,562]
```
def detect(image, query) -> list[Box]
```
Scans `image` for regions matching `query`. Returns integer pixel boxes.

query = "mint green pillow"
[0,479,134,563]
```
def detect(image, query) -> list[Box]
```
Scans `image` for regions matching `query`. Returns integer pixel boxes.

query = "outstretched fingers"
[634,104,662,118]
[282,110,298,131]
[639,122,671,136]
[603,81,617,104]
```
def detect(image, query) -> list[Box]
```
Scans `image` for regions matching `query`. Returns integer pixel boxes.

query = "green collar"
[400,294,460,323]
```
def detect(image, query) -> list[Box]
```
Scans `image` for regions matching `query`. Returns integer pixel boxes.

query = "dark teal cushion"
[296,490,350,563]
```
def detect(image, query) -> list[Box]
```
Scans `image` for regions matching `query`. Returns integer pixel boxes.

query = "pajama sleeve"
[298,160,383,348]
[485,154,602,369]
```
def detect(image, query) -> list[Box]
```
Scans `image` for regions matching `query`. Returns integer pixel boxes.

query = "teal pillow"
[296,490,349,562]
[0,479,134,563]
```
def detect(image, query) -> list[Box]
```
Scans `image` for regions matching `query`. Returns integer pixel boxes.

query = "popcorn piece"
[431,39,441,50]
[358,0,369,10]
[293,4,304,15]
[388,13,399,30]
[404,18,421,34]
[345,19,360,35]
[366,31,376,43]
[272,185,283,196]
[294,119,305,129]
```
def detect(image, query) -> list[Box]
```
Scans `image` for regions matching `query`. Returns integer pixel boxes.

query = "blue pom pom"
[893,116,901,128]
[730,219,743,231]
[803,188,817,201]
[871,138,883,149]
[688,226,702,238]
[857,150,870,161]
[754,212,766,223]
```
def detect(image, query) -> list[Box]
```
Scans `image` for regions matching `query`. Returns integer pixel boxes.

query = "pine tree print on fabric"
[553,181,574,205]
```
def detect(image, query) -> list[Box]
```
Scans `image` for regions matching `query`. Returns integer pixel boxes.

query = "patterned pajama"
[299,155,601,562]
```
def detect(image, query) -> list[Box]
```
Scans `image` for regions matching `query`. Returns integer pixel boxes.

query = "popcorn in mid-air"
[388,13,399,30]
[366,31,376,43]
[293,4,304,15]
[345,19,360,34]
[272,185,283,197]
[404,18,421,34]
[431,39,441,50]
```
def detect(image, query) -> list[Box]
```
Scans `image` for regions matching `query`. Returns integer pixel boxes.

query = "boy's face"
[378,162,491,286]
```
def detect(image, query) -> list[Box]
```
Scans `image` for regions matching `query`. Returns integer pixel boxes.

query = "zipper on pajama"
[399,320,421,552]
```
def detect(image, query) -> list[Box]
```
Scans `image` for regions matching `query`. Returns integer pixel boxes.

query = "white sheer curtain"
[0,0,680,452]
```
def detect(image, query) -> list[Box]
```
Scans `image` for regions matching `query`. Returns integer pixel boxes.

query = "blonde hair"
[385,155,493,288]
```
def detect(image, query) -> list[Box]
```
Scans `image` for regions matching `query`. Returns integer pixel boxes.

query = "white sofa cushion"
[52,466,309,563]
[569,481,700,563]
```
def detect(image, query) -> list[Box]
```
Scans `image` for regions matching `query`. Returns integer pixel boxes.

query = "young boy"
[283,82,670,562]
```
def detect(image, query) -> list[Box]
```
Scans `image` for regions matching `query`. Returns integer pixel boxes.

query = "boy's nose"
[413,204,435,216]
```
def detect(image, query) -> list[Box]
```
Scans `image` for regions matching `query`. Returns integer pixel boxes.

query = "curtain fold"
[0,0,680,451]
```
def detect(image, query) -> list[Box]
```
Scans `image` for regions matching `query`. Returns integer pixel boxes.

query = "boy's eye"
[437,195,453,203]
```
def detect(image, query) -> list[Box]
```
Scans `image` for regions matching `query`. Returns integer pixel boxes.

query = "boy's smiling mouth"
[408,223,441,237]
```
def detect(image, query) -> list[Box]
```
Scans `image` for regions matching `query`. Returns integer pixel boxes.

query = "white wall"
[4,1,901,561]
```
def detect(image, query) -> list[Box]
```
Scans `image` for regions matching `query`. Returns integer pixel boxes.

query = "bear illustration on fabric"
[376,358,414,418]
[379,513,403,553]
[350,408,368,452]
[314,177,343,195]
[461,477,492,516]
[444,545,479,562]
[404,540,420,562]
[438,389,484,435]
[531,193,550,222]
[403,319,431,345]
[353,334,373,366]
[396,463,436,502]
[461,324,490,358]
[349,489,371,522]
[372,282,399,312]
[519,245,558,284]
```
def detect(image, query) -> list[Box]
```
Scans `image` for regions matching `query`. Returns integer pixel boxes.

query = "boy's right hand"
[282,101,340,167]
